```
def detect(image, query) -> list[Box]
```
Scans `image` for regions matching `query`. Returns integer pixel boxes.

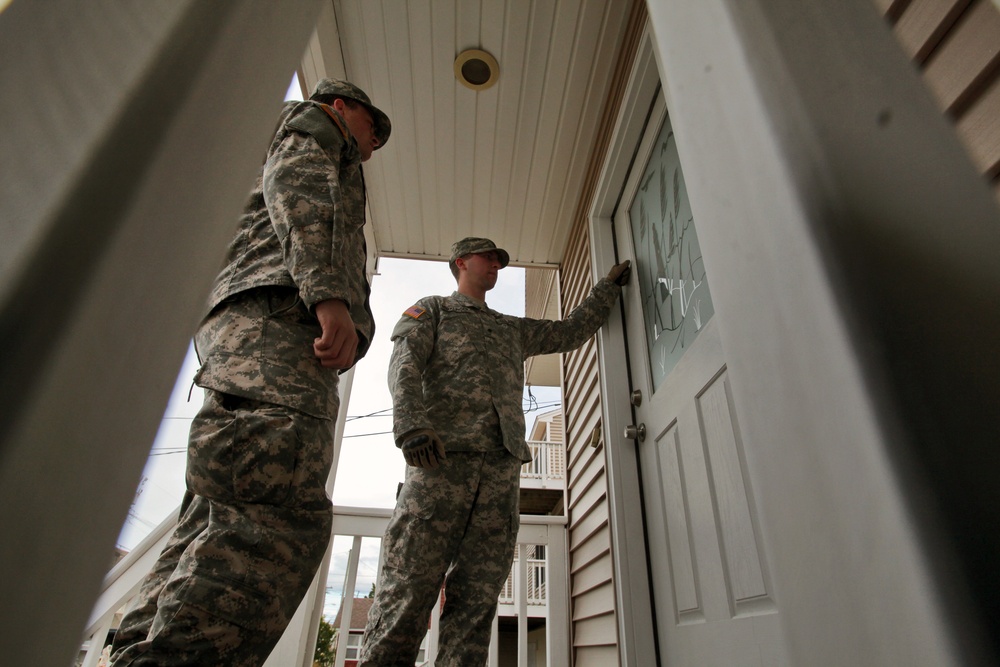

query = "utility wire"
[148,400,565,454]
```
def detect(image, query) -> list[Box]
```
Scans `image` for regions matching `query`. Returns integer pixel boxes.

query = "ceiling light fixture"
[455,49,499,91]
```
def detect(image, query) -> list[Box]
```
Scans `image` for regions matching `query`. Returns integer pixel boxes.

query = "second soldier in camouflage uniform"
[109,80,390,667]
[359,237,630,666]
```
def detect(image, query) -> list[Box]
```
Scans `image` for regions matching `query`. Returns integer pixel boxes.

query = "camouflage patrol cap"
[449,237,510,269]
[311,78,391,148]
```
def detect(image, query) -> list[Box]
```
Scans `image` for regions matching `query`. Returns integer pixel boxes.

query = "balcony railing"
[498,545,547,609]
[520,439,565,488]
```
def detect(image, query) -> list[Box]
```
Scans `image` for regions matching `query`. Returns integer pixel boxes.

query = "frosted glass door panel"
[627,114,714,389]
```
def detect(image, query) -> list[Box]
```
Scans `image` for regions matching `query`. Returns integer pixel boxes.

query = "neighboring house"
[519,407,567,516]
[330,596,435,667]
[6,1,1000,667]
[330,598,372,667]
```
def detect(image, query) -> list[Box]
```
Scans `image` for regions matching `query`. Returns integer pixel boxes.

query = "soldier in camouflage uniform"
[109,79,390,667]
[359,237,630,666]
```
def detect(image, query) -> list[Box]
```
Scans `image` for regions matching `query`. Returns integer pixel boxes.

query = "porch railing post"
[334,536,362,667]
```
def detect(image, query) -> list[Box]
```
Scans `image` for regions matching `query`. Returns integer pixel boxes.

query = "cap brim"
[365,104,391,149]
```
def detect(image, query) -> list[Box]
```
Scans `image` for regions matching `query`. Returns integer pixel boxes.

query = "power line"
[345,407,393,421]
[148,447,187,456]
[147,400,565,453]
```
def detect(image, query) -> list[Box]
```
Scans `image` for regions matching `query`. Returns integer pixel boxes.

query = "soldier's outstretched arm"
[519,266,627,358]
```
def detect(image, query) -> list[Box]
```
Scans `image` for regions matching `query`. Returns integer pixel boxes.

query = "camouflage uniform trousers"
[110,295,337,666]
[360,450,521,667]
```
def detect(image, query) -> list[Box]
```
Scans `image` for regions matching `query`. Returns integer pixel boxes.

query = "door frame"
[589,27,663,667]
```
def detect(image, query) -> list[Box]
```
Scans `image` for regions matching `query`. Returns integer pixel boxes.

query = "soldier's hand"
[313,298,359,369]
[400,429,447,469]
[607,259,631,286]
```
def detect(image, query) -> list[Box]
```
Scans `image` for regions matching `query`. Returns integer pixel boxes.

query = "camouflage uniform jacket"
[388,278,621,462]
[195,100,373,418]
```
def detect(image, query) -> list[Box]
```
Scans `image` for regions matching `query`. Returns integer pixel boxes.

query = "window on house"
[345,633,362,660]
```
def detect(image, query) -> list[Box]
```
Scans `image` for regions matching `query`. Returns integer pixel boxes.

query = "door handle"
[624,423,646,442]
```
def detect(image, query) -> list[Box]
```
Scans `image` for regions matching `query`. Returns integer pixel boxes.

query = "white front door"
[611,90,790,666]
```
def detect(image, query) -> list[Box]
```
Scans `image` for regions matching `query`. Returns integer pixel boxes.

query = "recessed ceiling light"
[455,49,499,91]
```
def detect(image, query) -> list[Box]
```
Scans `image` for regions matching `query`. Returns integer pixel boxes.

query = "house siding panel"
[559,3,646,664]
[893,0,972,62]
[956,74,1000,174]
[571,580,619,619]
[883,0,1000,185]
[572,614,619,646]
[570,530,613,576]
[573,645,620,667]
[567,454,607,514]
[922,0,1000,113]
[562,206,621,666]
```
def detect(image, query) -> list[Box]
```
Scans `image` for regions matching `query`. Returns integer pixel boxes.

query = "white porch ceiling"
[304,0,631,268]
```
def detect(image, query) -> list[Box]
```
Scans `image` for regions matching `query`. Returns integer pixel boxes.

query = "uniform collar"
[450,291,488,311]
[314,102,362,165]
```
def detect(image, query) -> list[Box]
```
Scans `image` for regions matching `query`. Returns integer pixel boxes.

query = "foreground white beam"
[0,2,322,665]
[641,0,1000,664]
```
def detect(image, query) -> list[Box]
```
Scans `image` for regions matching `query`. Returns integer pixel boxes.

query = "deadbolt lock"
[624,423,646,442]
[630,390,643,407]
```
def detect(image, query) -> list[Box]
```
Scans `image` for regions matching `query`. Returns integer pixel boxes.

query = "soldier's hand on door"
[400,428,447,468]
[607,259,631,286]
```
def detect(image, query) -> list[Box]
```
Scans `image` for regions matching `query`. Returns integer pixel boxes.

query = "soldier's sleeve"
[387,301,437,446]
[262,114,351,311]
[519,277,621,358]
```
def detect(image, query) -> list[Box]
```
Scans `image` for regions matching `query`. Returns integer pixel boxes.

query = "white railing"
[76,509,178,667]
[520,440,565,487]
[498,545,548,608]
[332,509,568,666]
[83,507,568,667]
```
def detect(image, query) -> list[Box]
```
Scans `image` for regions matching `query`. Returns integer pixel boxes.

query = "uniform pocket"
[228,401,301,505]
[382,477,441,574]
[185,391,239,502]
[397,480,438,521]
[186,392,302,506]
[265,287,303,319]
[174,571,274,632]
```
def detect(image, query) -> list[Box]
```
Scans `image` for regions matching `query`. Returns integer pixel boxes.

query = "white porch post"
[428,587,442,664]
[488,611,500,667]
[545,523,570,667]
[79,613,115,667]
[516,544,529,666]
[334,536,363,667]
[0,2,323,665]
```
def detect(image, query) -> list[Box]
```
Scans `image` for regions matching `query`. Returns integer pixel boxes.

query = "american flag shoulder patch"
[403,305,426,319]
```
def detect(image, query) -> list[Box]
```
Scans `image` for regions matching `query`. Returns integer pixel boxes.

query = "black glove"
[400,429,447,469]
[607,259,631,286]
